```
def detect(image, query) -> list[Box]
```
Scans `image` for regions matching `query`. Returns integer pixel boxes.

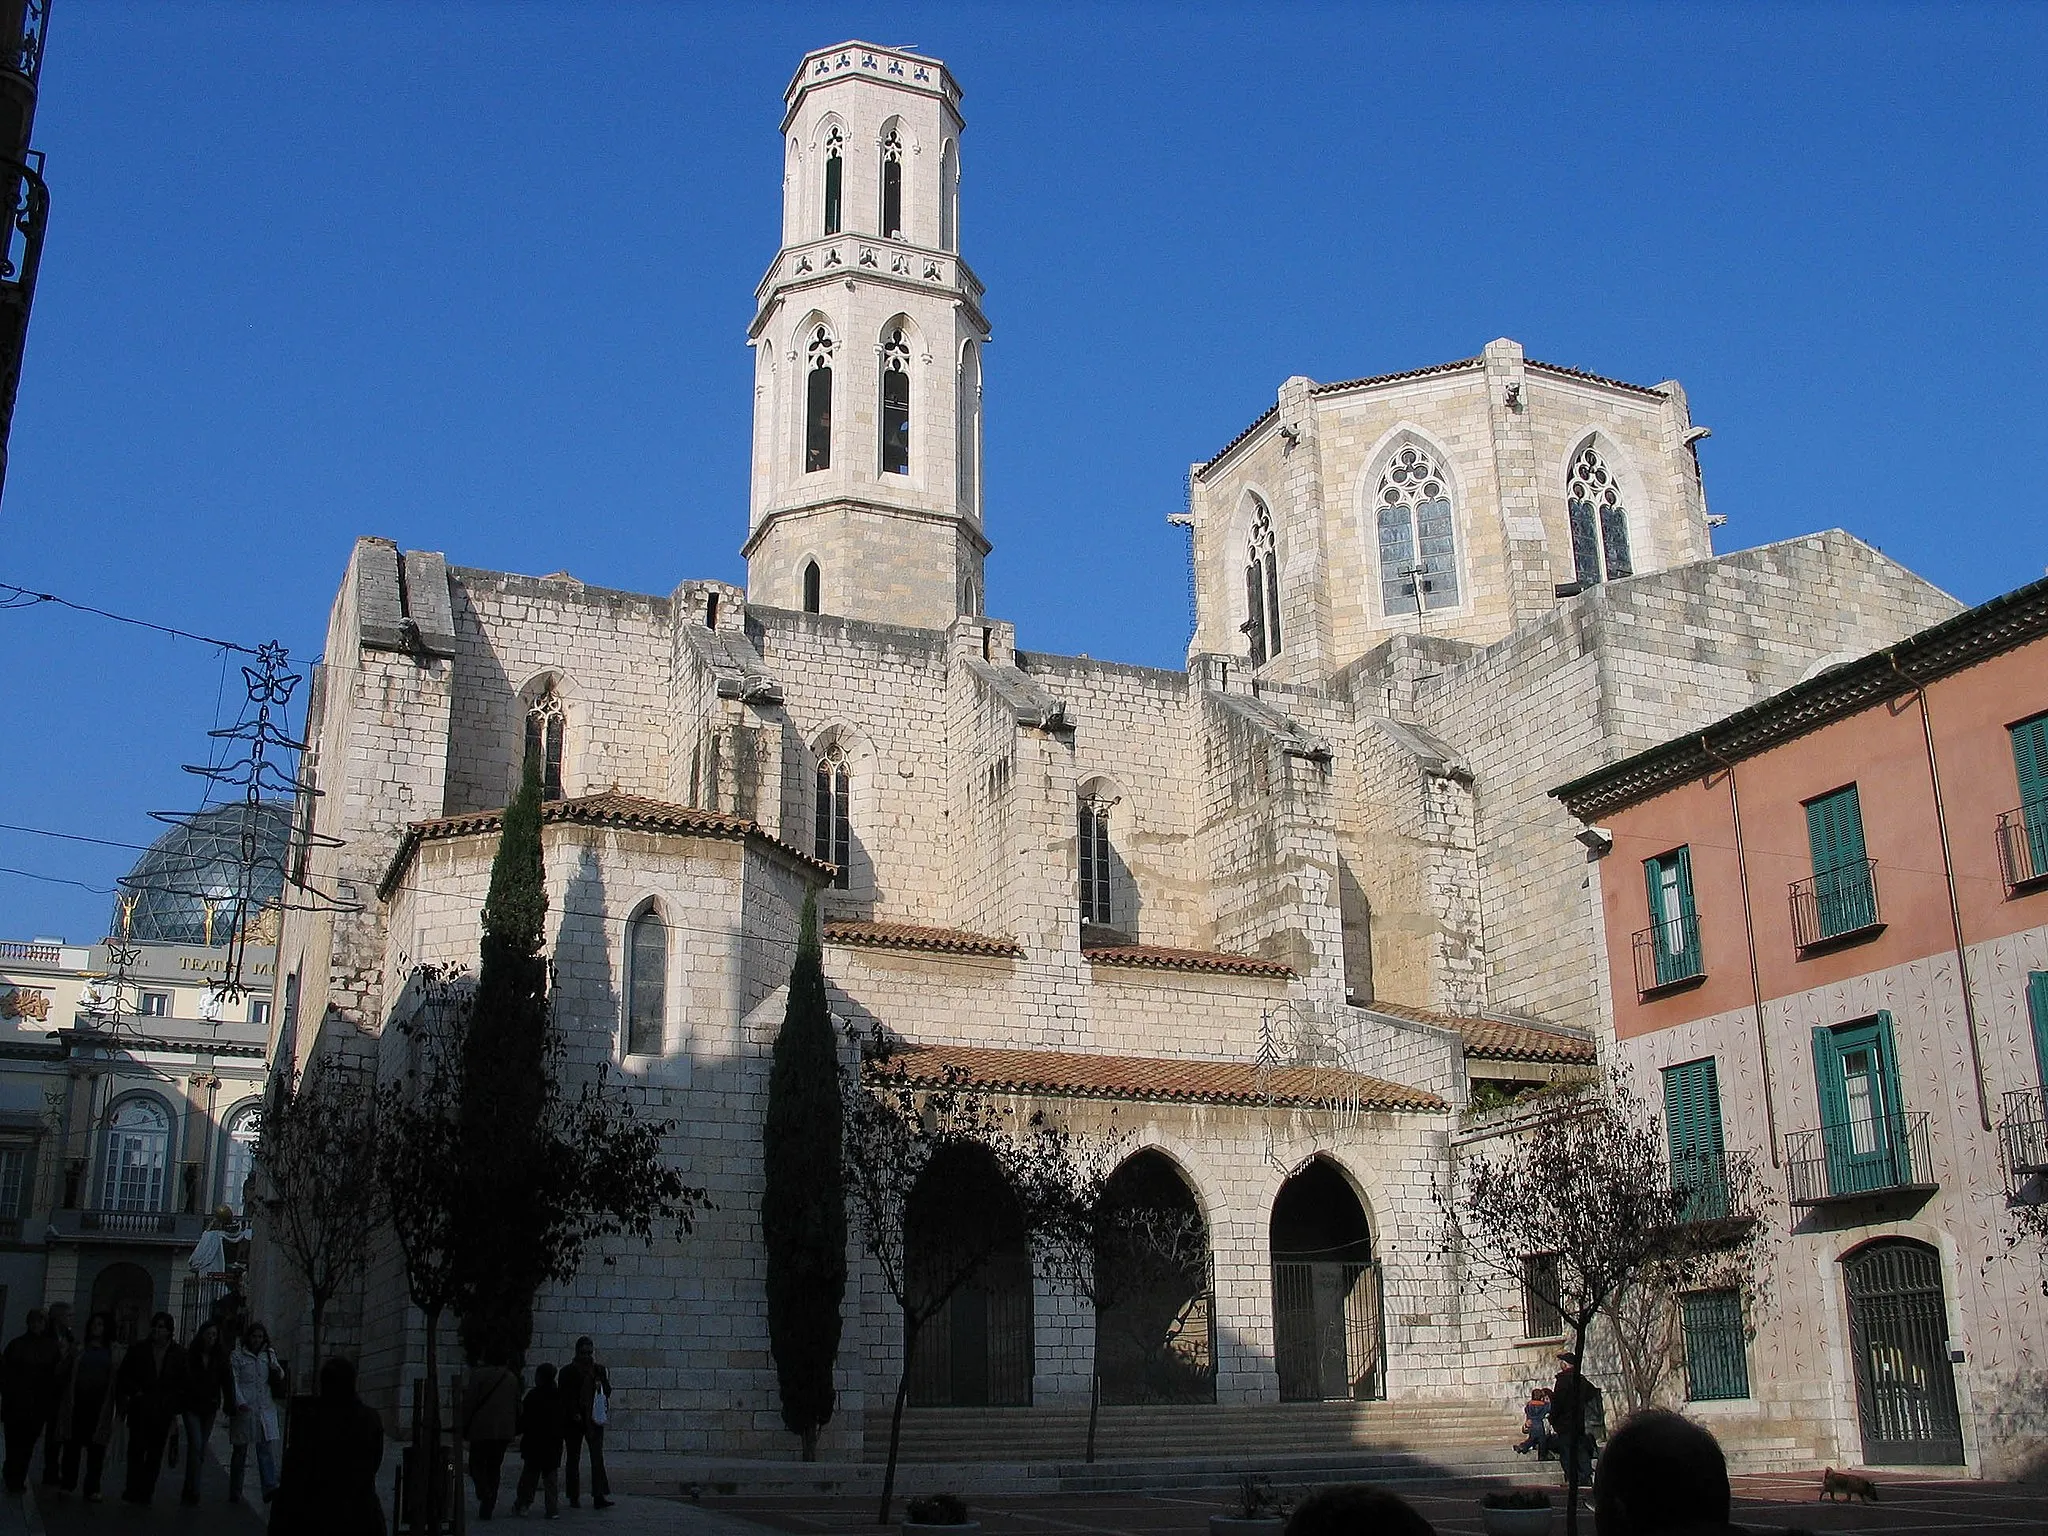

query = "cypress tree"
[761,888,846,1460]
[455,749,552,1364]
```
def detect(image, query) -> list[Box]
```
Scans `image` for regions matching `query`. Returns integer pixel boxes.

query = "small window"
[880,125,904,238]
[1643,847,1701,987]
[626,906,667,1057]
[524,681,567,801]
[1567,442,1633,588]
[138,992,169,1019]
[249,998,271,1027]
[822,126,843,235]
[815,747,851,889]
[802,561,822,615]
[1522,1253,1564,1340]
[100,1097,170,1212]
[1376,444,1459,615]
[1079,800,1112,925]
[705,592,720,631]
[0,1147,26,1217]
[1244,498,1281,664]
[1680,1289,1749,1400]
[219,1103,261,1217]
[805,325,835,472]
[880,326,911,475]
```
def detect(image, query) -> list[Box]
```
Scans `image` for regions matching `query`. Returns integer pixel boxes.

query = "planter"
[1479,1508,1554,1536]
[1210,1519,1286,1536]
[902,1524,981,1536]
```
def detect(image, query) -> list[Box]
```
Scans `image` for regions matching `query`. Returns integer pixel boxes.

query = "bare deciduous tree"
[258,1061,381,1367]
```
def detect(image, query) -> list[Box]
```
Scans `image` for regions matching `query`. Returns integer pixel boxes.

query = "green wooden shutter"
[2013,713,2048,810]
[2030,972,2048,1086]
[1806,786,1867,872]
[1662,1058,1725,1218]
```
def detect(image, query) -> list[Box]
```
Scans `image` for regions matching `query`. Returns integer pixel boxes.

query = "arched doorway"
[89,1261,154,1346]
[905,1144,1032,1406]
[1095,1150,1214,1404]
[1842,1240,1963,1464]
[1270,1157,1383,1401]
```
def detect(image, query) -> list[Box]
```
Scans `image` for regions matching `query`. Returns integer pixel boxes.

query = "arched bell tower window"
[880,125,904,239]
[822,126,844,236]
[625,903,667,1057]
[957,340,982,514]
[1078,795,1115,926]
[1376,443,1460,615]
[939,140,957,252]
[1244,497,1282,665]
[803,560,822,614]
[524,680,566,801]
[880,326,911,475]
[805,325,835,472]
[1567,442,1633,588]
[815,744,852,889]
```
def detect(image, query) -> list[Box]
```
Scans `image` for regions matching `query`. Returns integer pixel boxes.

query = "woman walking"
[269,1356,384,1536]
[54,1312,117,1501]
[227,1321,285,1504]
[179,1319,234,1504]
[114,1311,185,1505]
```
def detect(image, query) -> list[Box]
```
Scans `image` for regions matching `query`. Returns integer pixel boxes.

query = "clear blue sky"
[4,2,2045,943]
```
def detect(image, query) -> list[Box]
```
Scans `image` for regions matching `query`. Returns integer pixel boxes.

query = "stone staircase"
[857,1400,1538,1491]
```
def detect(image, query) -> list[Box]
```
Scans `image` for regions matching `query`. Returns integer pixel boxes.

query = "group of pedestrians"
[0,1304,288,1507]
[460,1335,613,1520]
[1516,1350,1608,1481]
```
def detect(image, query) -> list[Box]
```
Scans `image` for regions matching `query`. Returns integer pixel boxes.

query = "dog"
[1819,1468,1879,1502]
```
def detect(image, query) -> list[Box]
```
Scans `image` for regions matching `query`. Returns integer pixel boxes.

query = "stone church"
[266,41,1964,1474]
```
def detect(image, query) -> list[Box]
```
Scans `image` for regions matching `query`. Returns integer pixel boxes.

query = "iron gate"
[1273,1260,1384,1401]
[1843,1242,1963,1465]
[907,1253,1033,1407]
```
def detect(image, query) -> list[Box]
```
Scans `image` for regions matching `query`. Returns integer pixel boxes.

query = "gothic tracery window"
[881,326,911,475]
[1376,443,1461,616]
[816,744,852,889]
[524,681,566,800]
[823,126,844,235]
[1244,497,1282,665]
[881,125,904,239]
[626,904,667,1057]
[805,325,835,472]
[1567,442,1633,588]
[1078,797,1114,926]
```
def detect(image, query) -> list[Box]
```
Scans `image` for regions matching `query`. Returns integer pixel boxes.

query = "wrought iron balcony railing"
[1789,859,1883,950]
[1786,1111,1933,1205]
[1634,913,1705,995]
[1,1,47,86]
[1670,1149,1734,1223]
[48,1206,207,1243]
[1999,1087,2048,1188]
[1995,801,2048,894]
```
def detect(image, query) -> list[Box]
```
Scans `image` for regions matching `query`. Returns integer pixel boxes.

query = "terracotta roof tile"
[869,1042,1444,1113]
[1363,1000,1597,1065]
[1084,943,1295,979]
[824,921,1023,959]
[1524,359,1668,399]
[378,789,832,898]
[1306,357,1485,397]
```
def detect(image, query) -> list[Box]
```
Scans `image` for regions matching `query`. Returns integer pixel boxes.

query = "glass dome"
[114,801,292,946]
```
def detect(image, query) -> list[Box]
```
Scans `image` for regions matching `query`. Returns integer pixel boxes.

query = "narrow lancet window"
[881,126,904,239]
[815,746,851,889]
[1245,498,1281,663]
[1079,800,1113,925]
[524,681,566,800]
[805,326,834,472]
[803,560,822,614]
[1376,444,1460,616]
[1567,442,1633,588]
[881,326,911,475]
[823,127,844,235]
[626,905,667,1056]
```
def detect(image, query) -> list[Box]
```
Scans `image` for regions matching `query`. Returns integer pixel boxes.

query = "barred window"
[0,1146,25,1217]
[1377,444,1460,615]
[816,747,852,889]
[1522,1253,1564,1340]
[1681,1289,1749,1400]
[881,326,911,475]
[805,326,836,473]
[1567,442,1633,588]
[1079,799,1112,925]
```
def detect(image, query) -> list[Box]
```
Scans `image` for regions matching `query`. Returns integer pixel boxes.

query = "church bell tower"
[744,43,990,628]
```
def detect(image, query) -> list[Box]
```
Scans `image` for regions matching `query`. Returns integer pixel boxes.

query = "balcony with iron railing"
[50,1159,209,1243]
[1671,1149,1735,1224]
[1789,859,1884,951]
[1634,913,1705,996]
[1995,801,2048,895]
[1786,1111,1934,1206]
[1998,1087,2048,1192]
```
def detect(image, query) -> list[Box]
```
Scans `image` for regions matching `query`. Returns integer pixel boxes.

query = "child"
[514,1363,567,1518]
[1515,1386,1552,1456]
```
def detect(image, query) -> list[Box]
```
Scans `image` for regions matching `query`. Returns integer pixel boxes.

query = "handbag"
[267,1352,288,1398]
[590,1386,608,1427]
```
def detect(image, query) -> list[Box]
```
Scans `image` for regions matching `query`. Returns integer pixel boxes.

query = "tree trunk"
[1085,1370,1100,1464]
[876,1314,917,1526]
[422,1306,444,1536]
[310,1292,328,1374]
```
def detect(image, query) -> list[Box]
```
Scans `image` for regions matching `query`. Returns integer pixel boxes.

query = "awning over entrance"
[867,1042,1444,1113]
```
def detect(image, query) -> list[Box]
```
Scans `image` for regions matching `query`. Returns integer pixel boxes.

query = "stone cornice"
[738,498,993,562]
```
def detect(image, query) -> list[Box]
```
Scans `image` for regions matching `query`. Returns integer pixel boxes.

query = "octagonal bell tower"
[744,42,991,628]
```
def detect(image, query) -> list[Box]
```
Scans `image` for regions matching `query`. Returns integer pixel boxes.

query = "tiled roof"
[1195,404,1278,479]
[378,789,833,898]
[824,921,1023,959]
[1524,359,1668,398]
[868,1042,1444,1113]
[1363,1000,1598,1065]
[1554,572,2048,820]
[1307,357,1484,397]
[1084,943,1295,979]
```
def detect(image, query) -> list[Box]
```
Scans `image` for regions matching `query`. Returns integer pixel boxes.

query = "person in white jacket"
[226,1322,284,1504]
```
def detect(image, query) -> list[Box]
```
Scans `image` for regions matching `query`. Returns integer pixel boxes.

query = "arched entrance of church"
[1270,1158,1383,1401]
[906,1144,1032,1406]
[1095,1149,1214,1404]
[1842,1240,1963,1465]
[89,1261,154,1346]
